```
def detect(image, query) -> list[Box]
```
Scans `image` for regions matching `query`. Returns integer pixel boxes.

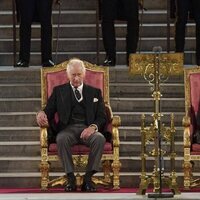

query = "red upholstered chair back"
[41,60,109,109]
[41,60,112,154]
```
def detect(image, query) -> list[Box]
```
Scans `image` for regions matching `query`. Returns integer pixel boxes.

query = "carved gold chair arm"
[105,103,113,119]
[112,115,121,147]
[40,127,48,148]
[105,103,121,147]
[182,115,191,148]
[182,115,191,128]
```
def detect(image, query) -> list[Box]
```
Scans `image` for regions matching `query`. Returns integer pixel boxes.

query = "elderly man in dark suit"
[174,0,200,65]
[101,0,139,66]
[15,0,56,67]
[36,58,106,192]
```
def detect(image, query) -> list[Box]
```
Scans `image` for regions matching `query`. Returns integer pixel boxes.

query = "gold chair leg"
[111,160,121,190]
[40,161,50,190]
[102,160,112,184]
[183,161,193,189]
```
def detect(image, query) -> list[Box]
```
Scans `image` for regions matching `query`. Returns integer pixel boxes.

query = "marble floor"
[0,193,200,200]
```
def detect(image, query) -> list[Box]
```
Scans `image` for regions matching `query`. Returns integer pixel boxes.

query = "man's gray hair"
[66,58,86,75]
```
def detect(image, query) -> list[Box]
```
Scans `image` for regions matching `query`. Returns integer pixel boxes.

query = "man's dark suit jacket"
[44,83,107,141]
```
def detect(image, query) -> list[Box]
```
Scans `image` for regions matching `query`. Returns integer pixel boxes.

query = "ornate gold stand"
[129,52,183,195]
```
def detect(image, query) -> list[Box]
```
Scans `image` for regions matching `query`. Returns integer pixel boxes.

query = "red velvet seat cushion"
[48,142,113,155]
[191,143,200,154]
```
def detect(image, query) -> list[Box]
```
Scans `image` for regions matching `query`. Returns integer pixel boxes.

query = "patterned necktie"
[74,88,81,100]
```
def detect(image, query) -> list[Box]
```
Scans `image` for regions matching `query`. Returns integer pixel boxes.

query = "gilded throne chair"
[39,60,121,190]
[183,67,200,189]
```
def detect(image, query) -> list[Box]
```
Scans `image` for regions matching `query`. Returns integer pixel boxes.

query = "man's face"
[68,63,85,88]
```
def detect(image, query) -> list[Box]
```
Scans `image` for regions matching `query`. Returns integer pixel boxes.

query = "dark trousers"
[56,124,106,174]
[101,0,139,61]
[18,0,53,63]
[175,0,200,63]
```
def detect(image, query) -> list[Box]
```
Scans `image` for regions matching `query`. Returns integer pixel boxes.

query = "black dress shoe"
[15,60,29,67]
[65,173,77,192]
[42,60,54,67]
[103,56,116,67]
[64,182,77,192]
[81,181,96,192]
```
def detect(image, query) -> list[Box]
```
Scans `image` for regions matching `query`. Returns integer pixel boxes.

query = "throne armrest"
[183,115,191,148]
[112,115,121,147]
[40,127,48,148]
[105,104,121,147]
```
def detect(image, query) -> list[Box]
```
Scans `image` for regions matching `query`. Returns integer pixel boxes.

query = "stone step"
[117,112,184,126]
[0,10,97,25]
[0,112,37,127]
[110,69,184,84]
[0,127,39,141]
[0,172,190,188]
[0,68,41,83]
[0,157,40,172]
[0,0,96,11]
[0,156,188,173]
[0,82,184,98]
[0,83,40,98]
[0,112,184,127]
[0,98,41,112]
[0,126,183,142]
[119,126,183,142]
[0,24,196,39]
[110,83,184,98]
[120,141,184,157]
[110,98,185,112]
[0,10,171,25]
[0,141,184,157]
[0,0,166,11]
[0,141,40,157]
[0,68,184,84]
[0,37,197,54]
[0,52,196,66]
[0,97,185,112]
[120,157,186,172]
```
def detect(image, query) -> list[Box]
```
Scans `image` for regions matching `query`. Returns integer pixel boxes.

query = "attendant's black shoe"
[103,56,116,67]
[15,60,29,67]
[81,180,96,192]
[42,60,54,67]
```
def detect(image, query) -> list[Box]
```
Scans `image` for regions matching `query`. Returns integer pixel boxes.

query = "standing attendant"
[174,0,200,65]
[101,0,139,66]
[15,0,57,67]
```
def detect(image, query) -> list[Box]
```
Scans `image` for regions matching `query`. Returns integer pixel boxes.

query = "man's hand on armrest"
[36,111,49,127]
